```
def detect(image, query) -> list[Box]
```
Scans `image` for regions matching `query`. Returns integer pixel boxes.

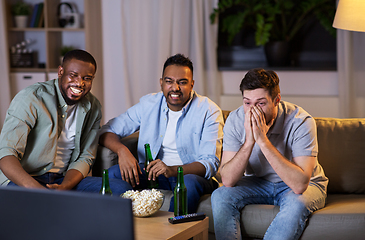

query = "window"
[215,3,337,71]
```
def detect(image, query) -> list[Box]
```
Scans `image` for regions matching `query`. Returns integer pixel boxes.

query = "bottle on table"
[144,143,159,189]
[99,169,113,196]
[174,166,188,216]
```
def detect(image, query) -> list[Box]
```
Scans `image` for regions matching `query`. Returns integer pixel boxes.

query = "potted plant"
[11,1,32,28]
[210,0,336,66]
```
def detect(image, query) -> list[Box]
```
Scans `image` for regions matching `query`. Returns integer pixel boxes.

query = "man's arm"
[0,156,45,188]
[146,160,206,180]
[255,138,316,194]
[47,169,83,190]
[99,132,141,187]
[220,149,252,187]
[251,105,315,194]
[220,108,255,187]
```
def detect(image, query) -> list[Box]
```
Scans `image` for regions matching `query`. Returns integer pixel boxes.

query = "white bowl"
[121,189,164,217]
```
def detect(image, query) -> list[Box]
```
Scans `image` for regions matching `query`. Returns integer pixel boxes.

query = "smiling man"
[0,49,127,194]
[99,53,224,213]
[211,68,328,240]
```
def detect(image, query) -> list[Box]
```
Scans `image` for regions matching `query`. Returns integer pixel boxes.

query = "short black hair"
[62,49,97,72]
[162,53,193,77]
[239,68,280,100]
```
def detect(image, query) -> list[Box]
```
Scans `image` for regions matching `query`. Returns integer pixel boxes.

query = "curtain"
[0,1,11,129]
[101,0,221,123]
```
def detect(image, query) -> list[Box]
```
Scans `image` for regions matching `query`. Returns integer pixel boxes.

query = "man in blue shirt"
[99,54,224,213]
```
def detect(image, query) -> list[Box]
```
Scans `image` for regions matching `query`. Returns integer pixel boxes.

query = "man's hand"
[117,150,142,188]
[146,159,175,180]
[99,132,142,188]
[46,183,63,190]
[244,107,255,145]
[251,106,274,143]
[46,169,83,190]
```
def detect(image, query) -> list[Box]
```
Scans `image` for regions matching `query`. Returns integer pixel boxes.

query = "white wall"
[220,71,339,118]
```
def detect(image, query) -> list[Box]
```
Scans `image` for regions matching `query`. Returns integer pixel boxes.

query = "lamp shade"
[333,0,365,32]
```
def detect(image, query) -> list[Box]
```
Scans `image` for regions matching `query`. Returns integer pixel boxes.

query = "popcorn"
[121,189,164,217]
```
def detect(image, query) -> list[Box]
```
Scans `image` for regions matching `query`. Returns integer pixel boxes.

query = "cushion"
[300,194,365,240]
[315,118,365,194]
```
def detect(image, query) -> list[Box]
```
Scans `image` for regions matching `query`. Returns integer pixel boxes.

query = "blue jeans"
[108,164,218,213]
[7,172,132,196]
[211,177,326,240]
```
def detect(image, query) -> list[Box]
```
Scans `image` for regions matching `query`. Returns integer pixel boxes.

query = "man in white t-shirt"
[99,54,224,213]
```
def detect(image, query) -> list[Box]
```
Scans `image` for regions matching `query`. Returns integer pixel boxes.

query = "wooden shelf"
[10,68,47,73]
[47,28,84,32]
[8,28,45,31]
[4,0,102,83]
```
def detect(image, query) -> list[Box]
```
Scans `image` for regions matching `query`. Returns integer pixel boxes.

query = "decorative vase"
[264,41,290,67]
[14,15,28,28]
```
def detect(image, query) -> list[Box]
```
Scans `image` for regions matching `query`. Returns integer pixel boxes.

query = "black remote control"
[168,212,206,224]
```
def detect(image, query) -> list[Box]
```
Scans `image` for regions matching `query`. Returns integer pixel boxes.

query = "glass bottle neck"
[177,167,184,185]
[102,171,110,187]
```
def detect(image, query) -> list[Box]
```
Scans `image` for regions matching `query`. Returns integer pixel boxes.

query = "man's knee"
[280,192,310,217]
[211,186,232,206]
[109,178,133,195]
[183,174,204,189]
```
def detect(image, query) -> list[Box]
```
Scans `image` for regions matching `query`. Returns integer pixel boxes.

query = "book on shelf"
[37,7,44,27]
[29,3,39,28]
[34,3,44,28]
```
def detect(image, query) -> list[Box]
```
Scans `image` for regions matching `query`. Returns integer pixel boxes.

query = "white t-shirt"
[160,109,183,166]
[49,104,78,173]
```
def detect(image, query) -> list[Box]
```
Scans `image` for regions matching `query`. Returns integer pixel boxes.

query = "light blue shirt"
[100,91,224,179]
[223,101,328,190]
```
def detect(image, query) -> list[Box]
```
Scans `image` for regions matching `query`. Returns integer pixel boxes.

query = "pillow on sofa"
[315,117,365,194]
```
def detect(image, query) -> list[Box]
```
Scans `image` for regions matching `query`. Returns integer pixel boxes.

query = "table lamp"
[333,0,365,32]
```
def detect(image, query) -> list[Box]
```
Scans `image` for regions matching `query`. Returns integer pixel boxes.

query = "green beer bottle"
[99,169,113,196]
[144,143,159,189]
[174,166,188,216]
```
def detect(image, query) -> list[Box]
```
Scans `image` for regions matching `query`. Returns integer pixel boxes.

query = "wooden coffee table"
[134,211,209,240]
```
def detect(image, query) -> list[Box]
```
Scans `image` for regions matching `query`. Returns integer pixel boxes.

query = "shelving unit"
[3,0,102,96]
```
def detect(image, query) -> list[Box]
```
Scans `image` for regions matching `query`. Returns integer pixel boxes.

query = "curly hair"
[62,49,97,72]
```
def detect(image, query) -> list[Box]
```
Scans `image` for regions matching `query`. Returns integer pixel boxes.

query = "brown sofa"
[94,114,365,240]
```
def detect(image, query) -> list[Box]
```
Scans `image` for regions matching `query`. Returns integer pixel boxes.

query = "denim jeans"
[211,177,326,240]
[7,172,132,196]
[108,164,218,213]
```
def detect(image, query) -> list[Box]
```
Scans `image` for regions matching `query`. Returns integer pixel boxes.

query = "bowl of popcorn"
[121,189,164,217]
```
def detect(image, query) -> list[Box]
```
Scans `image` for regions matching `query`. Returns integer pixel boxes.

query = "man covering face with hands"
[211,68,328,240]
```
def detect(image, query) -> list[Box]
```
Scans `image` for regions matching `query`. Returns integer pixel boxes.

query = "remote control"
[168,212,206,224]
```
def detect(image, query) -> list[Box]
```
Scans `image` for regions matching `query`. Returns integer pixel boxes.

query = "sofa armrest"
[93,132,139,177]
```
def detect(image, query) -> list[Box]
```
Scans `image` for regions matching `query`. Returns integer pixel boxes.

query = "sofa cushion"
[93,132,139,177]
[300,194,365,240]
[196,193,365,239]
[315,118,365,194]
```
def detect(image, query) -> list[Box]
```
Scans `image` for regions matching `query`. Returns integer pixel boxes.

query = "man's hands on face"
[244,107,255,145]
[146,159,175,180]
[118,152,142,188]
[248,106,274,144]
